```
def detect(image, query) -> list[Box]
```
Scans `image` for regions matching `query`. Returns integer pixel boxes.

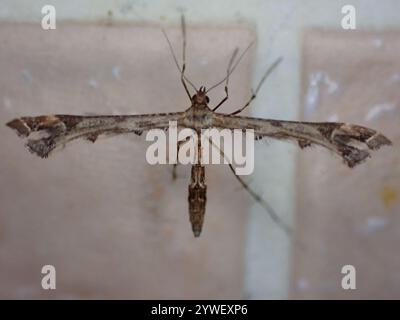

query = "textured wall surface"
[293,30,399,299]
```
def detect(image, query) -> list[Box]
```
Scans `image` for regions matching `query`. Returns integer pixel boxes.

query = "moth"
[6,16,392,237]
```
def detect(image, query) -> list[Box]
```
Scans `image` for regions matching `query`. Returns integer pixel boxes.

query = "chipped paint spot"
[304,72,339,117]
[304,82,319,116]
[365,103,396,121]
[296,278,309,291]
[359,216,388,236]
[112,66,121,79]
[21,69,33,84]
[325,76,339,94]
[88,78,98,88]
[380,186,398,208]
[304,72,324,115]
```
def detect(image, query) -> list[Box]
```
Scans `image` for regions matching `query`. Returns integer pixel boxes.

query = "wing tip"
[6,118,31,137]
[366,133,392,150]
[26,139,54,158]
[343,149,371,168]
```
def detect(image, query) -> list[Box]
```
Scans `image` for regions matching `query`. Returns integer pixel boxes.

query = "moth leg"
[207,137,292,236]
[230,57,283,115]
[212,48,239,112]
[172,136,191,180]
[227,163,291,236]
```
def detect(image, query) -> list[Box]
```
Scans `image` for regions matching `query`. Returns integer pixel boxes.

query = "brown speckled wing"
[213,114,392,168]
[6,113,185,158]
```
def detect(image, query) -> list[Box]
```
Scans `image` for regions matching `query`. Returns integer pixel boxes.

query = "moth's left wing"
[212,114,392,168]
[6,113,184,158]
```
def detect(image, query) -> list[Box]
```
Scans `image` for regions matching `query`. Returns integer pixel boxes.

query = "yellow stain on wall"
[380,186,398,208]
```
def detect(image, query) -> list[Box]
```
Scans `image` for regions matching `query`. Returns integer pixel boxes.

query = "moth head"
[192,86,210,105]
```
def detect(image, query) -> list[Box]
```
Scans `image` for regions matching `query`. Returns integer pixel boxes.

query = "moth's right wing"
[212,114,392,168]
[6,112,185,158]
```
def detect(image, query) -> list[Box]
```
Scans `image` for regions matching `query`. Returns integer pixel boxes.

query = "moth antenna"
[162,22,197,92]
[206,41,254,93]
